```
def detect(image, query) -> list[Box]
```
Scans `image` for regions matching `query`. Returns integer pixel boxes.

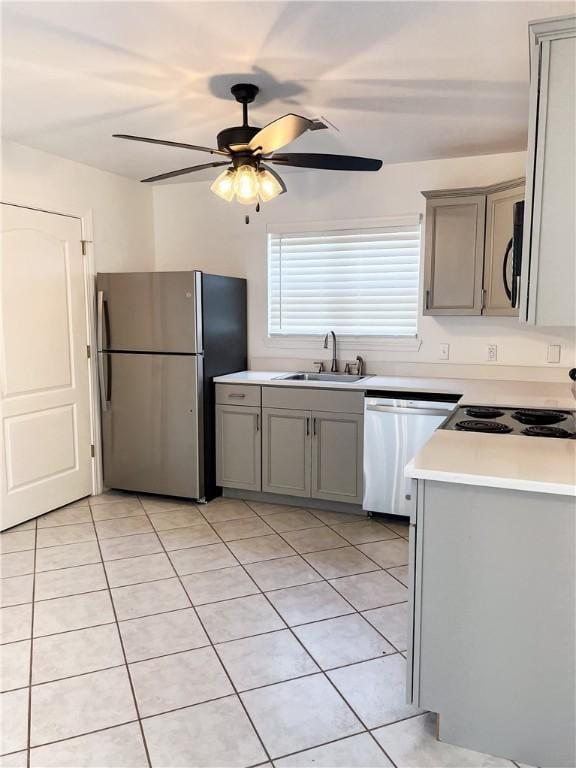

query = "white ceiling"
[2,1,573,181]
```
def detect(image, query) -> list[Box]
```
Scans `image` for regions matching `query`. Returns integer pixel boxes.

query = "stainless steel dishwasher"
[363,392,459,517]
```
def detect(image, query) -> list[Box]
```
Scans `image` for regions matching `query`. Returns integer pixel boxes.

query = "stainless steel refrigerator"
[96,271,247,500]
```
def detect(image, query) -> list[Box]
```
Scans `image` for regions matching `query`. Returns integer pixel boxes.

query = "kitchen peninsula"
[216,370,576,768]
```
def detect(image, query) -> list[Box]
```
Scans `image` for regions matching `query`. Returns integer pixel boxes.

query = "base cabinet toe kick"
[407,479,575,768]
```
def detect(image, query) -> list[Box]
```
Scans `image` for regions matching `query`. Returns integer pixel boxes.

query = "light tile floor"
[0,493,524,767]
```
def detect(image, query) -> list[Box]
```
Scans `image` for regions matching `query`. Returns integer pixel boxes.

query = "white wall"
[153,150,575,381]
[1,140,155,272]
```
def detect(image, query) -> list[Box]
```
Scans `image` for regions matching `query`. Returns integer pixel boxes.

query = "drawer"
[216,383,261,407]
[262,386,363,414]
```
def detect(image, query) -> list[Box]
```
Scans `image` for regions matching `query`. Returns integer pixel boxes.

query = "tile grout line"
[87,500,154,768]
[135,499,276,767]
[245,499,402,549]
[15,493,412,763]
[20,719,141,754]
[246,503,406,765]
[25,517,38,768]
[4,593,409,652]
[193,503,396,763]
[2,537,402,584]
[6,632,405,695]
[245,500,408,645]
[17,693,425,761]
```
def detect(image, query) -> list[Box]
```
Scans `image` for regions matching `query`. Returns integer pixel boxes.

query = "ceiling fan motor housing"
[216,125,260,152]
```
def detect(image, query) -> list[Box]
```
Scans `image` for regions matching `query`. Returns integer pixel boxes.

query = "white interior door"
[1,204,93,530]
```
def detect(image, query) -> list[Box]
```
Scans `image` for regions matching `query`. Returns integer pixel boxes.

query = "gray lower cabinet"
[409,479,575,768]
[262,408,311,497]
[311,411,363,504]
[261,406,364,504]
[215,404,261,492]
[216,385,364,505]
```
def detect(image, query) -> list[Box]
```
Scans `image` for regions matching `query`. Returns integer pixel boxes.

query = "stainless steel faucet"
[323,331,338,372]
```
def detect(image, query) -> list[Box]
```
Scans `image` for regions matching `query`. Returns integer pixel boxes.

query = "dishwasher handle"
[365,404,454,417]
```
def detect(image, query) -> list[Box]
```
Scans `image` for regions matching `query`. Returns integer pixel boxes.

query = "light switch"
[439,343,450,361]
[547,344,561,363]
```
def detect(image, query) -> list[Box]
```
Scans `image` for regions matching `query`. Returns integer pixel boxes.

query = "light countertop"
[405,430,576,496]
[215,370,576,496]
[214,371,576,410]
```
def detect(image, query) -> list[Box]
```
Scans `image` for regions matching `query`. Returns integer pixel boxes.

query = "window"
[268,217,421,337]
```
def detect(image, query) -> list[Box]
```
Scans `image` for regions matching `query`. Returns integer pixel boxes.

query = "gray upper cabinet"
[483,183,525,316]
[215,404,261,492]
[521,17,576,327]
[422,180,524,317]
[423,194,486,315]
[311,412,363,504]
[262,408,311,497]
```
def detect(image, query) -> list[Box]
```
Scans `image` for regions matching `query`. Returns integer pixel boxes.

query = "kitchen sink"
[276,372,367,383]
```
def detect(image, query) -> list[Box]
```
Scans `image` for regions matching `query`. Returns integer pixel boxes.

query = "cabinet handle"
[306,416,310,436]
[256,413,260,431]
[313,417,317,436]
[425,289,430,310]
[229,393,246,399]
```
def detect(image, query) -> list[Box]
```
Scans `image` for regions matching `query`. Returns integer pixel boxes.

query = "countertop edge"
[404,460,576,497]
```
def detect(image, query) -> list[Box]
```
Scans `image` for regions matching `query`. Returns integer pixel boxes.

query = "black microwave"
[503,200,524,309]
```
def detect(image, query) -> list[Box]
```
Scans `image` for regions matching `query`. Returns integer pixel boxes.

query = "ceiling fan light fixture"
[258,168,284,202]
[233,164,259,205]
[210,168,235,202]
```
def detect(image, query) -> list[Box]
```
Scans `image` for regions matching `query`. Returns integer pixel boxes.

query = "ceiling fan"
[113,83,382,206]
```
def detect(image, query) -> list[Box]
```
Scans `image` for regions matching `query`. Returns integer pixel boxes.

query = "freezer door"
[100,353,203,498]
[97,272,202,353]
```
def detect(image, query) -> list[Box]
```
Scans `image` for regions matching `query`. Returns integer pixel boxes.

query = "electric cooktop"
[441,406,576,439]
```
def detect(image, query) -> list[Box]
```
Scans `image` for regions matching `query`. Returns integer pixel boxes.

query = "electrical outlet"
[439,343,450,361]
[487,344,497,362]
[547,344,561,363]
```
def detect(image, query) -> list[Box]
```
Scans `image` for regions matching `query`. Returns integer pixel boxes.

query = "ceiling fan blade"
[270,153,382,171]
[114,134,229,156]
[141,161,231,183]
[260,163,287,195]
[249,114,313,155]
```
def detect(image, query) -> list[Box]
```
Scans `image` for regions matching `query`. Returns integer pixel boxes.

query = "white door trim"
[1,199,103,496]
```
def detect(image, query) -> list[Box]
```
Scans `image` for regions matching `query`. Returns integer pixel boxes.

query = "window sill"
[264,334,422,352]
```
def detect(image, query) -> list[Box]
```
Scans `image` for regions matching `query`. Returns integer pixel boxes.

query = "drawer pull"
[229,393,246,398]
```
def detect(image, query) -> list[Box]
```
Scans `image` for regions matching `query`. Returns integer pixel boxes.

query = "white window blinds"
[268,220,420,337]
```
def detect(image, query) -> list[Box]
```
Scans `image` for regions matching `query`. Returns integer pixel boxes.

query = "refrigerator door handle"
[98,353,111,412]
[97,290,111,350]
[97,291,104,350]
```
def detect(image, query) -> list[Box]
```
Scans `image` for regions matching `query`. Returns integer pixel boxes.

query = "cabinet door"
[521,25,576,326]
[311,412,363,504]
[215,404,261,492]
[483,184,524,316]
[262,408,311,497]
[423,195,485,315]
